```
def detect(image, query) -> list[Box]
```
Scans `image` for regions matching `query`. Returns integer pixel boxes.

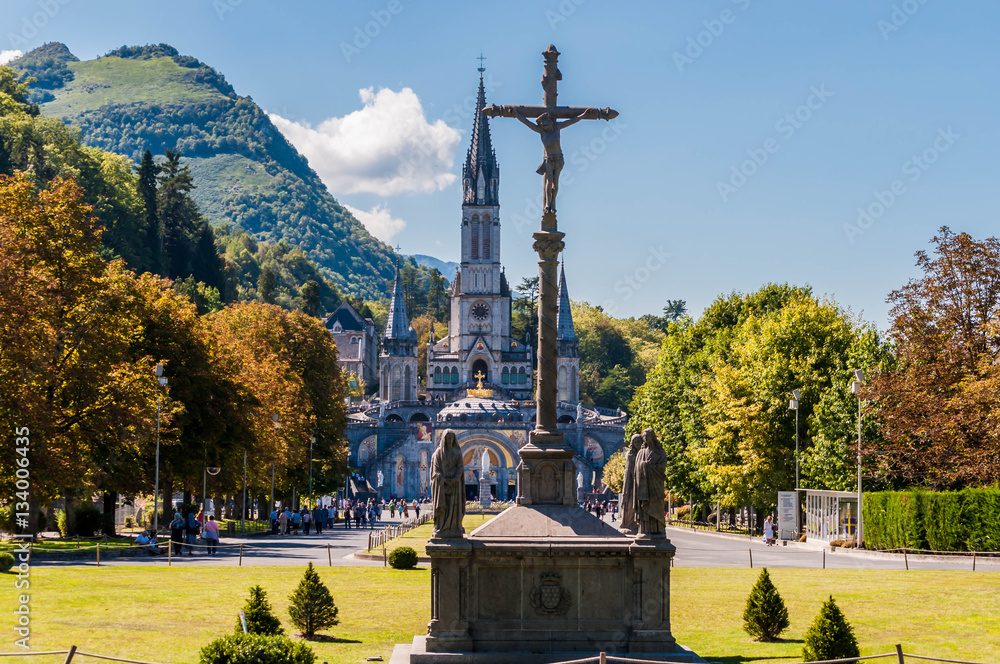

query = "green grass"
[366,514,496,557]
[42,56,230,118]
[0,567,996,664]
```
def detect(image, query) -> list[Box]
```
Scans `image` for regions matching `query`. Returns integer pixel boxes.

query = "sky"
[1,0,997,329]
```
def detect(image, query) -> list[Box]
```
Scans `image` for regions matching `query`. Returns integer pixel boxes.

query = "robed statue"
[634,428,667,539]
[619,434,642,534]
[431,430,465,539]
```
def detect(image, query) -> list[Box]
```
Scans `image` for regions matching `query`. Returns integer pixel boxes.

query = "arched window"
[502,367,510,384]
[482,215,491,259]
[518,367,526,384]
[451,366,459,384]
[470,216,479,259]
[433,366,441,385]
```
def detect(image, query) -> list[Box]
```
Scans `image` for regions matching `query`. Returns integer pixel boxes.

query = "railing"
[0,645,164,663]
[367,513,431,551]
[543,648,997,664]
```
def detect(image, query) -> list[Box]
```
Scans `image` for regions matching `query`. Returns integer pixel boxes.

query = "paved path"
[35,513,1000,572]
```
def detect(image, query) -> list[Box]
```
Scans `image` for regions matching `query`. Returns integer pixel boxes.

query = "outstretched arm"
[513,109,541,133]
[556,110,593,130]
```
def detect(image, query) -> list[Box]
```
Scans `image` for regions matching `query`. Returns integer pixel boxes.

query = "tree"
[802,596,859,661]
[742,568,790,642]
[136,148,160,269]
[871,227,1000,488]
[288,563,339,639]
[157,148,200,280]
[426,268,449,323]
[663,299,687,323]
[258,264,278,304]
[238,585,284,636]
[299,280,322,318]
[603,449,626,494]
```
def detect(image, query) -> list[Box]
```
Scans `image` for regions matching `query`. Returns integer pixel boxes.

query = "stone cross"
[483,45,618,445]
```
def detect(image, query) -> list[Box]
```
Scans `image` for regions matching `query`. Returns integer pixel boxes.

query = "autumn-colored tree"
[0,174,159,531]
[870,227,1000,488]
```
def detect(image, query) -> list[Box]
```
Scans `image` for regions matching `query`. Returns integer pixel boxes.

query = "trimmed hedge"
[199,634,314,664]
[388,546,418,569]
[863,488,1000,552]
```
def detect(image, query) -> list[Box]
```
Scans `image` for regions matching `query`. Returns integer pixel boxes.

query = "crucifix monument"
[396,46,696,664]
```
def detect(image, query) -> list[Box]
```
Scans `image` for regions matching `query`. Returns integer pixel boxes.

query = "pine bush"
[388,546,418,569]
[742,568,790,641]
[803,596,859,662]
[238,585,284,636]
[288,563,339,639]
[199,633,314,664]
[0,552,15,573]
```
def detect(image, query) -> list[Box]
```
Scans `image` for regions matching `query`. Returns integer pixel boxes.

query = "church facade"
[339,71,624,501]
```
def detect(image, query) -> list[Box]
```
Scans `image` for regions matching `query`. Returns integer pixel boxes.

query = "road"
[34,514,1000,572]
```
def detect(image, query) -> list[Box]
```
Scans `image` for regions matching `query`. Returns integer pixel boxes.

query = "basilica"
[333,71,627,501]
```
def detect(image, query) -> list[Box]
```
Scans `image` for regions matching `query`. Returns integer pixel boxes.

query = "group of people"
[166,509,220,555]
[583,499,616,521]
[269,505,333,536]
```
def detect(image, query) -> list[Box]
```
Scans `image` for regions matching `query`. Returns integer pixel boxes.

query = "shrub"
[199,633,314,664]
[388,546,418,570]
[288,563,339,639]
[674,505,691,519]
[0,552,15,573]
[742,568,789,642]
[829,539,844,548]
[55,509,67,537]
[803,596,859,662]
[239,585,284,636]
[0,505,13,534]
[124,516,136,529]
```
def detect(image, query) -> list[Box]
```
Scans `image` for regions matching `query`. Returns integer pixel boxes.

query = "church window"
[518,367,526,384]
[482,223,491,259]
[350,337,359,344]
[502,367,510,384]
[433,366,441,385]
[451,367,459,384]
[471,220,479,259]
[477,170,486,202]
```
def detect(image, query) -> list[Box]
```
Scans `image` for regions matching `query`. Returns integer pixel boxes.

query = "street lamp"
[153,364,168,533]
[203,463,221,515]
[309,435,316,509]
[272,414,280,514]
[789,389,801,490]
[850,369,865,546]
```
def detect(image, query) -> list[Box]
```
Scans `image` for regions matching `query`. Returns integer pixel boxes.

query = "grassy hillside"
[10,42,408,300]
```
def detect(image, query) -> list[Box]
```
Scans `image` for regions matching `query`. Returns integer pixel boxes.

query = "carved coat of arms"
[529,572,571,615]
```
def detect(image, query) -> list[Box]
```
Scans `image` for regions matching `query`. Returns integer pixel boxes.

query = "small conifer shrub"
[238,585,284,636]
[742,568,790,641]
[388,546,418,569]
[803,596,860,661]
[288,563,339,639]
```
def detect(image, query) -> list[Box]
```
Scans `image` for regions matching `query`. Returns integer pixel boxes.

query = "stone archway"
[456,432,521,501]
[471,357,489,384]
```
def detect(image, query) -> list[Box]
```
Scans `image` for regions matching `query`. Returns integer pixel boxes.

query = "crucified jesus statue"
[513,108,592,214]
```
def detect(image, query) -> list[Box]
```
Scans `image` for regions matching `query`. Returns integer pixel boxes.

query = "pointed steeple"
[463,66,499,206]
[557,262,576,341]
[385,259,414,340]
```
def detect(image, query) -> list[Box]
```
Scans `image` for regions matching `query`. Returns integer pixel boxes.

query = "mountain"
[410,254,459,279]
[9,42,408,300]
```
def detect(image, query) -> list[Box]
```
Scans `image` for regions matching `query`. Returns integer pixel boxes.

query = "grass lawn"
[367,513,496,557]
[1,566,996,664]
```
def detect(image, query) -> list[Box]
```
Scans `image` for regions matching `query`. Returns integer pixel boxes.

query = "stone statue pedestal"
[479,477,492,509]
[394,432,698,663]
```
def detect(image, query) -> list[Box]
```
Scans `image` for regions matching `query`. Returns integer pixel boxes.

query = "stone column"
[531,220,564,442]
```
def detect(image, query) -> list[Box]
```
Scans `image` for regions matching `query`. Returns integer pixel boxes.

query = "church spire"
[557,262,576,341]
[385,258,414,340]
[463,64,499,206]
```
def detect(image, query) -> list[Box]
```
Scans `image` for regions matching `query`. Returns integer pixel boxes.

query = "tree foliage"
[238,585,284,636]
[288,563,339,639]
[742,568,790,642]
[802,596,859,662]
[870,227,1000,488]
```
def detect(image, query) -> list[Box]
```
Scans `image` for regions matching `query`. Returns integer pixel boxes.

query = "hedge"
[863,488,1000,552]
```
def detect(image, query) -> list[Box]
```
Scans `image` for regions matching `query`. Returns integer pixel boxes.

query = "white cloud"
[0,50,23,65]
[270,87,461,196]
[344,203,406,244]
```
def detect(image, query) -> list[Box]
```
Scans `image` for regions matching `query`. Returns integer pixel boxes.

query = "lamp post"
[242,450,247,534]
[789,389,801,489]
[850,369,865,546]
[309,435,315,509]
[271,414,280,513]
[203,464,221,515]
[153,364,168,533]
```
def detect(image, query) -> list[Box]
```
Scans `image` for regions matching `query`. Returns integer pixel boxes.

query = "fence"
[542,646,995,664]
[0,645,163,663]
[367,513,430,551]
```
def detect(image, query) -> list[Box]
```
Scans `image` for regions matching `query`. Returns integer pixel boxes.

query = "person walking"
[291,509,301,535]
[302,508,312,535]
[269,507,279,535]
[413,499,420,520]
[203,515,220,555]
[344,504,352,529]
[185,510,201,555]
[313,505,323,535]
[390,502,396,519]
[278,507,289,536]
[763,514,775,546]
[169,512,185,556]
[354,505,363,529]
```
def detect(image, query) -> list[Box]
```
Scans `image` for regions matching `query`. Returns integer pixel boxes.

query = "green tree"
[258,264,278,304]
[136,148,160,269]
[802,596,859,661]
[742,568,790,642]
[288,563,339,639]
[299,279,322,318]
[238,585,284,636]
[157,148,199,279]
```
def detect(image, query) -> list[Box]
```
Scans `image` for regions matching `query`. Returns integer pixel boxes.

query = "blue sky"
[2,0,997,328]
